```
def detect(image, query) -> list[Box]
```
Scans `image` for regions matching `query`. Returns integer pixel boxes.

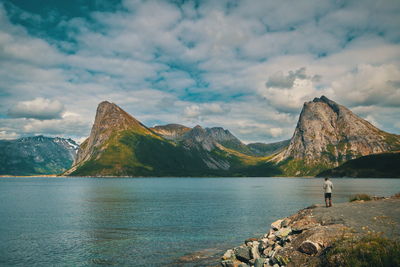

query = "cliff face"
[274,96,400,176]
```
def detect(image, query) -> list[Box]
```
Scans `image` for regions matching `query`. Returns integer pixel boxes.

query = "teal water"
[0,177,399,266]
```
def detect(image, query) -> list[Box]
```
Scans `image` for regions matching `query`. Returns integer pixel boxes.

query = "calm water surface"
[0,177,399,266]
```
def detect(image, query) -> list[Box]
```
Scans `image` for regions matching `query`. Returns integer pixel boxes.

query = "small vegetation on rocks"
[321,232,400,267]
[349,193,372,202]
[392,192,400,198]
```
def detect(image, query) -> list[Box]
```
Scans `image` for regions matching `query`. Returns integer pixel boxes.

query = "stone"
[258,240,268,251]
[250,245,260,259]
[298,240,321,255]
[281,218,291,228]
[220,260,235,267]
[273,244,282,252]
[234,246,252,262]
[254,257,265,267]
[245,237,259,246]
[222,249,235,260]
[262,247,272,256]
[268,249,275,258]
[238,264,249,267]
[267,238,275,246]
[271,219,284,231]
[275,227,292,239]
[273,263,279,267]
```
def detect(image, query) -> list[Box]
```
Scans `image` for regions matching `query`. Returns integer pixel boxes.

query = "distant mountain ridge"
[66,101,282,176]
[0,136,78,175]
[65,98,400,177]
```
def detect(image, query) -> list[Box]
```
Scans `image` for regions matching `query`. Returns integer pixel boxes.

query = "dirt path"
[310,198,400,237]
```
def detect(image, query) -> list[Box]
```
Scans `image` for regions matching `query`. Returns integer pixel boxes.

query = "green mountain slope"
[316,152,400,178]
[66,102,281,177]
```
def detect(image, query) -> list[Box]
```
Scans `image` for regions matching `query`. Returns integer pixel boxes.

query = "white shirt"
[323,180,333,193]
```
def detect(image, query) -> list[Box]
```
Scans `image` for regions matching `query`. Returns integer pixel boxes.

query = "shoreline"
[0,175,316,178]
[220,196,400,267]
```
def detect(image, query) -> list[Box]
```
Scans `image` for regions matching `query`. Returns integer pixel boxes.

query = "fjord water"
[1,178,399,266]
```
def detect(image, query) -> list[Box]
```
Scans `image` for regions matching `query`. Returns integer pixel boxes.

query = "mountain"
[66,101,281,177]
[273,96,400,176]
[0,136,78,176]
[317,151,400,178]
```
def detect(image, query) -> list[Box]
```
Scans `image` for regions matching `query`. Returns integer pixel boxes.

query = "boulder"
[220,260,235,267]
[234,246,252,262]
[281,217,291,228]
[290,217,319,233]
[222,249,235,260]
[271,219,284,231]
[238,263,249,267]
[250,245,260,259]
[254,257,266,267]
[258,239,268,251]
[262,247,272,256]
[267,238,275,246]
[245,237,259,246]
[298,240,321,255]
[275,226,292,239]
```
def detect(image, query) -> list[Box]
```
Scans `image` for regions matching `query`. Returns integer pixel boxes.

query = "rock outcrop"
[273,96,400,176]
[220,197,400,267]
[150,124,191,140]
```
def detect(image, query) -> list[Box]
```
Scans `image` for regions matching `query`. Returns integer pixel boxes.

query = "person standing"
[323,178,333,207]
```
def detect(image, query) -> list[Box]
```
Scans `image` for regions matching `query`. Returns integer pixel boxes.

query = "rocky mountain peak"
[66,101,153,174]
[274,96,400,172]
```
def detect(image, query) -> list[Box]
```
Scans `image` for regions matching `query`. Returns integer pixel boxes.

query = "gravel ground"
[310,198,400,238]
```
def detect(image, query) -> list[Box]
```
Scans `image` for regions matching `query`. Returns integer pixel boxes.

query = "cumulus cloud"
[183,103,230,120]
[8,98,65,120]
[1,0,400,143]
[22,112,90,136]
[0,130,19,140]
[266,67,320,88]
[331,64,400,107]
[261,67,331,113]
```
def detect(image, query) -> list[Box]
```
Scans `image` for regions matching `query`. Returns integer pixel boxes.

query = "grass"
[392,192,400,198]
[321,232,400,267]
[349,194,372,202]
[71,129,283,177]
[278,158,332,176]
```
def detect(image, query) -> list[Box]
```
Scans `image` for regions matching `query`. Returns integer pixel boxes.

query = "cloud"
[183,103,230,120]
[8,98,65,120]
[331,64,400,107]
[265,67,319,88]
[22,112,90,137]
[0,0,400,143]
[0,130,19,140]
[261,67,331,113]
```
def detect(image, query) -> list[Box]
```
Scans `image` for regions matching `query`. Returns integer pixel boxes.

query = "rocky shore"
[220,196,400,267]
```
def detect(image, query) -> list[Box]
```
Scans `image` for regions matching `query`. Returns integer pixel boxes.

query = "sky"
[0,0,400,144]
